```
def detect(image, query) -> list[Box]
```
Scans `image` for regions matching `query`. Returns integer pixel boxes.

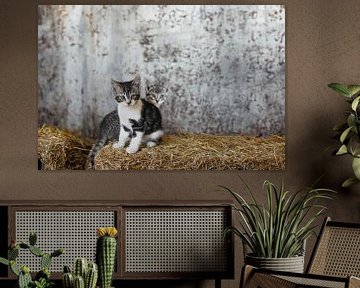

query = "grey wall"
[38,5,285,138]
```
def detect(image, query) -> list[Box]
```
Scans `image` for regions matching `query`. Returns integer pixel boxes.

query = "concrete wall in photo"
[38,5,285,138]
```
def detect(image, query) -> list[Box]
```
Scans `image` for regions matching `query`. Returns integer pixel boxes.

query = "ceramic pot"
[245,254,305,273]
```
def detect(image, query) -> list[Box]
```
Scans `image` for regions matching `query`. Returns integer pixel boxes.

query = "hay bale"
[38,125,92,170]
[94,134,285,170]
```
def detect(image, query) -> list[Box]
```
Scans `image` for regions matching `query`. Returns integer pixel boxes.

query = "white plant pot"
[245,254,305,273]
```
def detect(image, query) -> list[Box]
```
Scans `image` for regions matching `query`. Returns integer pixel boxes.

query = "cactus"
[51,248,64,257]
[85,263,98,288]
[29,232,37,246]
[29,245,44,257]
[19,243,30,249]
[41,253,52,270]
[0,232,63,288]
[64,265,72,273]
[63,272,74,288]
[35,268,51,282]
[63,260,98,288]
[74,258,88,279]
[18,267,32,288]
[9,246,19,260]
[74,275,85,288]
[96,227,118,288]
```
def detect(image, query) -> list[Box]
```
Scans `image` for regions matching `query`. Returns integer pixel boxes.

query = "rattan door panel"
[11,208,117,274]
[122,207,233,279]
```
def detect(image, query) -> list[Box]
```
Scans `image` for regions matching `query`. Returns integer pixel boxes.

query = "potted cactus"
[0,232,64,288]
[62,258,98,288]
[96,227,118,288]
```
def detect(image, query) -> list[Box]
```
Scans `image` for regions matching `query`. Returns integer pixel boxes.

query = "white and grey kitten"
[87,77,166,168]
[112,75,164,154]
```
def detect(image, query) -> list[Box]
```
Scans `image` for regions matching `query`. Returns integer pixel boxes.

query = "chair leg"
[215,278,221,288]
[349,276,360,288]
[240,265,255,288]
[240,265,296,288]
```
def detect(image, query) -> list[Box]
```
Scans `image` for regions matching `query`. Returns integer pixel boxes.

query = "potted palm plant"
[221,179,334,273]
[328,83,360,187]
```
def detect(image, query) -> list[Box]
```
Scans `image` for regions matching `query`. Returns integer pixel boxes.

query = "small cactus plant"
[62,259,98,288]
[73,275,85,288]
[0,232,63,288]
[96,227,118,288]
[74,258,88,280]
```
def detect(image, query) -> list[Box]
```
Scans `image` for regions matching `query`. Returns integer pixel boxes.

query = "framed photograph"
[38,5,285,170]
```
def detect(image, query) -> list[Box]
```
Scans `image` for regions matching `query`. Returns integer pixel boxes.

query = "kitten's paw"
[126,146,139,154]
[113,142,124,149]
[146,141,157,148]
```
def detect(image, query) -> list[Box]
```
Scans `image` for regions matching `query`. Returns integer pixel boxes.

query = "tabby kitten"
[112,75,163,154]
[145,84,167,108]
[87,76,165,169]
[87,110,119,169]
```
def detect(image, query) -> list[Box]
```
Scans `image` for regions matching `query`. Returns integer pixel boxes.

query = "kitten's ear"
[132,75,141,85]
[111,79,119,96]
[165,83,171,90]
[111,79,119,87]
[162,85,169,93]
[147,85,155,93]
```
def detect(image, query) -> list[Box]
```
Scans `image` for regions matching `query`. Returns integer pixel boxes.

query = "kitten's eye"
[115,95,125,102]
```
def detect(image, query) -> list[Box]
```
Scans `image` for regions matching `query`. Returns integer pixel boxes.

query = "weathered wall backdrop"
[38,5,285,138]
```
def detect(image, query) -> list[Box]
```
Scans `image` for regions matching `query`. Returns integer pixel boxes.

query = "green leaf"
[351,96,360,111]
[349,135,360,157]
[342,177,360,188]
[10,261,20,276]
[352,157,360,179]
[347,114,356,128]
[340,126,353,143]
[347,85,360,97]
[328,83,351,97]
[336,145,348,155]
[0,257,9,266]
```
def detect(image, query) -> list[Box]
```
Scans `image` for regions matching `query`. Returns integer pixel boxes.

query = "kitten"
[112,75,163,154]
[145,84,167,108]
[87,110,119,169]
[87,76,165,169]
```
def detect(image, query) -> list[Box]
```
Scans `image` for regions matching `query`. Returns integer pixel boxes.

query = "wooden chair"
[241,217,360,288]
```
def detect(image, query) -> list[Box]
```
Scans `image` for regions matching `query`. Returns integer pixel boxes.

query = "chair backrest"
[307,217,360,277]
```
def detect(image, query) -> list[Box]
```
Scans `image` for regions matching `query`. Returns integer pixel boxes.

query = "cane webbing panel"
[249,272,297,288]
[277,275,345,288]
[309,226,360,277]
[15,211,115,272]
[125,210,227,273]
